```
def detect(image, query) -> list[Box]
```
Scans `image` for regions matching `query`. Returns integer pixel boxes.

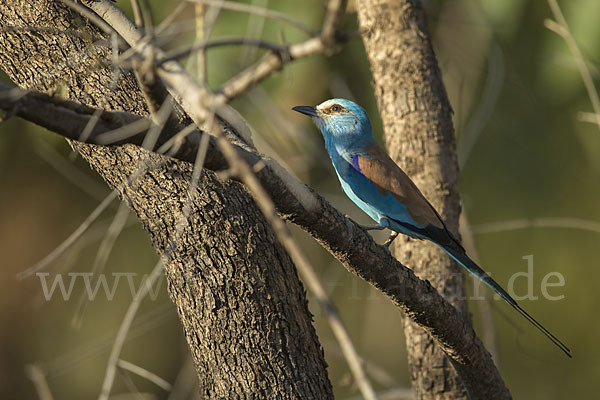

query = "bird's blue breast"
[328,148,421,236]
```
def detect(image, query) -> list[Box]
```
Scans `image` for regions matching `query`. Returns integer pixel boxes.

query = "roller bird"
[293,98,571,357]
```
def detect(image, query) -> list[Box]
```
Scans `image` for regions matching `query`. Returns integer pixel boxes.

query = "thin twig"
[72,202,131,329]
[321,338,401,388]
[237,0,269,67]
[129,0,144,27]
[117,359,173,391]
[42,303,175,379]
[25,364,54,400]
[546,0,600,129]
[201,0,225,43]
[156,1,188,36]
[471,217,600,235]
[216,0,348,101]
[133,0,374,394]
[98,259,165,400]
[321,0,347,45]
[16,191,118,280]
[194,2,207,83]
[33,139,108,200]
[458,45,504,169]
[218,33,349,101]
[140,0,155,38]
[166,357,198,400]
[186,0,317,36]
[117,367,146,400]
[578,111,600,124]
[159,37,289,65]
[344,387,414,400]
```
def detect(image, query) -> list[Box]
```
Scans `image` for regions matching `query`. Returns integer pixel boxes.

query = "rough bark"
[357,1,509,399]
[0,1,333,398]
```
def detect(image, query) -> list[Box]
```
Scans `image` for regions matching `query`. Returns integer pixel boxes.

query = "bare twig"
[578,111,600,125]
[42,303,175,379]
[139,0,155,38]
[546,0,600,129]
[33,139,107,200]
[458,45,505,168]
[117,359,173,391]
[187,0,318,36]
[159,37,289,64]
[117,367,145,400]
[321,0,347,45]
[237,0,269,67]
[194,2,207,83]
[345,387,414,400]
[98,259,165,400]
[158,1,373,391]
[218,35,346,101]
[321,338,401,389]
[25,364,54,400]
[156,1,188,36]
[72,202,131,329]
[215,0,348,101]
[200,0,224,42]
[166,357,198,400]
[471,217,600,235]
[129,0,144,27]
[16,191,118,280]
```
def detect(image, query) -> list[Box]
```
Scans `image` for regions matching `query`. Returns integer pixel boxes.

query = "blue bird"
[293,98,571,358]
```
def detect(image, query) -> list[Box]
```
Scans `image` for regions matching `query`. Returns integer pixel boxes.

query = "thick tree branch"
[357,0,509,398]
[1,2,335,397]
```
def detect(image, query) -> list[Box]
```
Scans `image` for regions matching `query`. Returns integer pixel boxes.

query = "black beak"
[292,105,318,117]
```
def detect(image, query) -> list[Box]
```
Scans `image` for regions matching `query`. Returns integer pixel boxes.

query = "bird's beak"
[292,105,319,117]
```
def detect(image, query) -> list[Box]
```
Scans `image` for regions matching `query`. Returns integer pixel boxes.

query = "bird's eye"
[331,105,342,112]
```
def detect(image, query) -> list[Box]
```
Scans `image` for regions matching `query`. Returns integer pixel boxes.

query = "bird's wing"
[351,144,444,229]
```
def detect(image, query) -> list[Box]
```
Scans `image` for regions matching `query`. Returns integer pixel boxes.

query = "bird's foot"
[356,222,386,231]
[383,232,399,248]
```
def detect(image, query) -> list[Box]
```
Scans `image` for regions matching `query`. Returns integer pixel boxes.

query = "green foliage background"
[1,0,598,398]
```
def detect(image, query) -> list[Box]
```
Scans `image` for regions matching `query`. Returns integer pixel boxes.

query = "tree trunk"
[357,1,468,399]
[0,1,333,398]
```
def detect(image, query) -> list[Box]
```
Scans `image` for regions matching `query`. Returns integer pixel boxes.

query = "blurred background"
[1,0,599,398]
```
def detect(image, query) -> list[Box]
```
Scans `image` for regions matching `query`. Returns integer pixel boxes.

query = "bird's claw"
[383,232,399,248]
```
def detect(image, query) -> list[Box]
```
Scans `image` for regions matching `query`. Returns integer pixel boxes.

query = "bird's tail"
[438,242,572,358]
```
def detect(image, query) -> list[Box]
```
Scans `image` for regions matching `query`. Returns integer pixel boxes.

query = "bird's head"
[292,98,374,151]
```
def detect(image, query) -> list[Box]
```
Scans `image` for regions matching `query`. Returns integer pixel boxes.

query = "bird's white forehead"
[316,99,339,110]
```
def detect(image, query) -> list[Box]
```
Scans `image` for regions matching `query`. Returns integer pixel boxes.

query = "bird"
[293,98,571,358]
